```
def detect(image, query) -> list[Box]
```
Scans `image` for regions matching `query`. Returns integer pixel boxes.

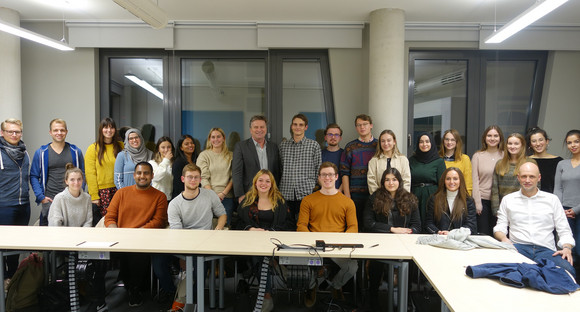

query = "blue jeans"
[514,243,576,278]
[222,197,234,226]
[564,207,580,258]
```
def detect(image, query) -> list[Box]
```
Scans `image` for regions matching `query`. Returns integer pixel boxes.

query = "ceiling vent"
[113,0,168,29]
[414,70,465,95]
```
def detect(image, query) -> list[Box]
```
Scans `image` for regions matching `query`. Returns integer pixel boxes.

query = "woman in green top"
[409,132,446,226]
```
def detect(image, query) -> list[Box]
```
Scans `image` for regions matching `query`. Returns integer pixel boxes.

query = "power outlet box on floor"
[278,256,322,266]
[78,251,110,260]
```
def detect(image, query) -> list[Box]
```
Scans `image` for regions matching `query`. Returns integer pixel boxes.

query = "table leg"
[1,251,5,312]
[387,263,394,312]
[219,257,224,309]
[398,261,408,312]
[209,259,215,309]
[197,255,205,312]
[184,255,195,312]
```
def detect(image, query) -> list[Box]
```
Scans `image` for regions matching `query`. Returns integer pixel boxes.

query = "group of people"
[0,114,578,311]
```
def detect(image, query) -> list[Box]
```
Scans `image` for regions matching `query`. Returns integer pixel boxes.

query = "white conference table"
[399,235,580,312]
[0,227,413,312]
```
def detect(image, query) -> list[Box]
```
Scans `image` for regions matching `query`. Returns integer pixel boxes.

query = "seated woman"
[364,167,420,311]
[48,164,106,311]
[238,169,293,312]
[425,167,477,235]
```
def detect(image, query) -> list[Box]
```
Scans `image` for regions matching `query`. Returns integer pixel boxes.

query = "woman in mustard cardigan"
[84,117,123,222]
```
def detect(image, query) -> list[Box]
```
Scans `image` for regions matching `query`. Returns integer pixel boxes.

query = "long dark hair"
[176,134,195,163]
[432,167,468,222]
[95,117,122,165]
[373,168,418,217]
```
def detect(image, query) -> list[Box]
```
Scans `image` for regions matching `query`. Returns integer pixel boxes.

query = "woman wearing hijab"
[409,132,446,225]
[114,128,153,189]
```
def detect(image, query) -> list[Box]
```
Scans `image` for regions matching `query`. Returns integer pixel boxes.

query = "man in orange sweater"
[105,161,168,307]
[297,162,358,306]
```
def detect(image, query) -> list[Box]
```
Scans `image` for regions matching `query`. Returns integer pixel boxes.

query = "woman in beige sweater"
[196,128,234,226]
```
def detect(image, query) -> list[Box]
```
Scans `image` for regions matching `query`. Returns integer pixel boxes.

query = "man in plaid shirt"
[279,113,322,221]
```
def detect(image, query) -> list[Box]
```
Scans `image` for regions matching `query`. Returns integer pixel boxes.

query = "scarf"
[123,128,152,164]
[0,137,27,162]
[413,132,440,163]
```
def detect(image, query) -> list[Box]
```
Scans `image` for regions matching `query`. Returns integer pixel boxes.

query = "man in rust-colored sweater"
[105,162,168,307]
[297,162,358,306]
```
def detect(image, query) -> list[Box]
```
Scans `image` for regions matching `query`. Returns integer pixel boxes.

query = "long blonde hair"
[204,128,232,162]
[495,133,529,176]
[242,169,284,211]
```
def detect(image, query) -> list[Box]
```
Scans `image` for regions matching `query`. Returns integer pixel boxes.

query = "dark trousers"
[152,254,177,293]
[287,200,302,226]
[476,199,496,235]
[352,194,368,232]
[118,253,151,292]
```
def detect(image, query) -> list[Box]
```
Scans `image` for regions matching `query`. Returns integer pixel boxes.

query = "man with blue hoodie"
[0,118,30,280]
[30,119,84,226]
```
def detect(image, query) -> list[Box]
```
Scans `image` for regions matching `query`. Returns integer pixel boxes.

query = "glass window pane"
[485,60,536,135]
[413,60,468,150]
[282,60,327,147]
[181,59,265,150]
[109,58,164,150]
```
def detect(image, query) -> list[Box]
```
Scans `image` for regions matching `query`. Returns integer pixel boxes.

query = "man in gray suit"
[233,115,281,203]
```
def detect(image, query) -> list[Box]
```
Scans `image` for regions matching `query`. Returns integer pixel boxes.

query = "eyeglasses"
[319,173,337,178]
[184,175,201,181]
[3,130,22,136]
[355,123,370,128]
[326,133,341,138]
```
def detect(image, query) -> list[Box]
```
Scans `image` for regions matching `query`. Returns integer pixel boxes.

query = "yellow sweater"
[444,153,473,195]
[297,191,358,233]
[85,142,124,200]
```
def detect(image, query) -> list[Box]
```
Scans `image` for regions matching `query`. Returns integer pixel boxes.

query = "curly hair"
[373,168,418,217]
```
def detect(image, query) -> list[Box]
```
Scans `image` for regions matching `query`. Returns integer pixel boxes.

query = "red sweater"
[105,185,168,228]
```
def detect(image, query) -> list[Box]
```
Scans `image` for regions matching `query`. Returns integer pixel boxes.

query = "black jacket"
[363,192,421,234]
[424,195,477,234]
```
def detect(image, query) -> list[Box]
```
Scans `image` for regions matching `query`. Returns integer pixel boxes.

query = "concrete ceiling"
[1,0,579,26]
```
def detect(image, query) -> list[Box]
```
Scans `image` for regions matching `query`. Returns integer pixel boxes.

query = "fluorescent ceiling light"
[485,0,568,44]
[0,18,75,51]
[125,74,164,100]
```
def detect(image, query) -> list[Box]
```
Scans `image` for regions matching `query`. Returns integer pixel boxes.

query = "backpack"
[5,253,45,312]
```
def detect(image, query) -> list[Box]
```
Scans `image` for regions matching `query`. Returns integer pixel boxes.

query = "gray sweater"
[168,188,226,229]
[554,159,580,214]
[48,187,92,227]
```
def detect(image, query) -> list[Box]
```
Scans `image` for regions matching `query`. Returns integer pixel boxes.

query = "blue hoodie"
[29,142,84,204]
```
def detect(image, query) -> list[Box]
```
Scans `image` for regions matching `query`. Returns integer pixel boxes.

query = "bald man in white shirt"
[494,161,575,277]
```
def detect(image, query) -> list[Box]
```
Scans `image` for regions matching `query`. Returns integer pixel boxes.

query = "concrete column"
[368,9,405,146]
[0,8,22,121]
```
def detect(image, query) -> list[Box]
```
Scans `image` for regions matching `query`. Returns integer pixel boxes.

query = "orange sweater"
[104,185,168,228]
[297,191,358,233]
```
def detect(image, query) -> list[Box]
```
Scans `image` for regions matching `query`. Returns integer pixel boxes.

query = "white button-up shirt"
[494,189,575,251]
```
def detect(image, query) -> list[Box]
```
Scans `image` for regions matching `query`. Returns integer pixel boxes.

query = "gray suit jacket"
[232,138,281,198]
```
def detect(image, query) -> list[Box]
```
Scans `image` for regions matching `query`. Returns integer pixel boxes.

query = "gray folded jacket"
[416,228,517,251]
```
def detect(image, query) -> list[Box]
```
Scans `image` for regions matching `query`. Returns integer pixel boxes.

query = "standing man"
[0,118,31,281]
[340,114,377,227]
[30,119,84,226]
[321,123,343,189]
[233,115,281,203]
[279,114,321,220]
[297,162,358,306]
[105,162,168,307]
[494,161,576,277]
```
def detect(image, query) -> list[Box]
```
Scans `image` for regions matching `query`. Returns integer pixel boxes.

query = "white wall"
[21,22,98,222]
[539,51,580,157]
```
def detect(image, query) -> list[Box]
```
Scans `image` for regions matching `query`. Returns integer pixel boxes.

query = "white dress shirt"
[494,189,575,251]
